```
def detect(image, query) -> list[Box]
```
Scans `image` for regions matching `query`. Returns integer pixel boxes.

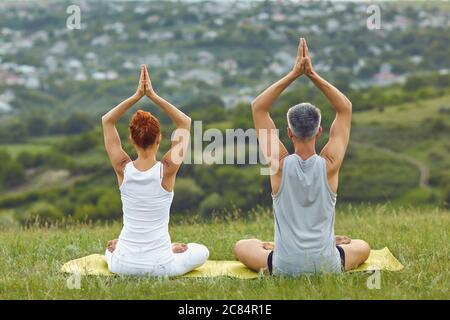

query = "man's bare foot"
[107,239,118,253]
[172,243,188,254]
[262,241,274,251]
[335,235,351,245]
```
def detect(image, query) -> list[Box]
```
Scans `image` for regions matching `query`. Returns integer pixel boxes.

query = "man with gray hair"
[234,38,370,276]
[287,102,322,139]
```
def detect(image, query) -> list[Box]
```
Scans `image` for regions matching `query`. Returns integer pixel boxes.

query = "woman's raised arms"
[142,66,191,192]
[101,65,147,185]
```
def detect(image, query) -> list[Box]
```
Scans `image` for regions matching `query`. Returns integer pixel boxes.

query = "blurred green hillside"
[1,72,449,226]
[1,1,449,225]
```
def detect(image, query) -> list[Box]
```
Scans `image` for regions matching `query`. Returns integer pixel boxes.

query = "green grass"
[0,206,448,299]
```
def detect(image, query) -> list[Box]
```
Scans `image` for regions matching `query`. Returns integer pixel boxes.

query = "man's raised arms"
[303,39,352,193]
[251,38,309,194]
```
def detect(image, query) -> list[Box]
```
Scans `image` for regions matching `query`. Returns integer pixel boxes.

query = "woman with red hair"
[101,65,209,276]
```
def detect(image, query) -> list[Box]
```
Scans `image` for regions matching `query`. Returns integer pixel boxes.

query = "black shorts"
[336,245,346,270]
[267,247,346,275]
[267,251,274,275]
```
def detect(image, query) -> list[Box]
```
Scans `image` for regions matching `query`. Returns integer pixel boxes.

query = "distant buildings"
[0,1,447,109]
[374,63,404,86]
[0,64,40,89]
[0,89,15,113]
[179,69,222,86]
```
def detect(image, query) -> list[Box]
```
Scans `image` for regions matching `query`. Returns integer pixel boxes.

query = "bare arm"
[143,66,191,191]
[251,38,308,193]
[309,73,352,171]
[303,40,352,189]
[251,72,293,164]
[101,66,147,184]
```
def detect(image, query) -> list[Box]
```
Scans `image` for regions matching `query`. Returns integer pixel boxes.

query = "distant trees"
[1,70,450,224]
[0,119,29,143]
[24,201,64,223]
[191,106,226,124]
[26,112,49,136]
[50,112,94,135]
[231,103,253,130]
[0,150,26,188]
[184,94,225,113]
[405,76,428,92]
[346,72,450,112]
[405,73,450,92]
[1,162,26,188]
[57,130,98,154]
[444,187,450,209]
[0,112,94,143]
[172,178,204,213]
[199,193,227,218]
[70,187,122,221]
[16,151,44,169]
[14,89,60,112]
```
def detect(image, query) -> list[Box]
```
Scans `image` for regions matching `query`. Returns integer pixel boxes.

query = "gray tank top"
[272,154,342,275]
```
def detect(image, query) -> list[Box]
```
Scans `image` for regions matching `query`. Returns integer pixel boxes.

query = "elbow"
[181,115,192,130]
[347,100,353,113]
[101,114,112,125]
[250,100,259,114]
[186,116,192,128]
[101,115,108,126]
[343,100,352,113]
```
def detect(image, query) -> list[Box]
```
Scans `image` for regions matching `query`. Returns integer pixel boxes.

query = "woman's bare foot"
[172,243,188,253]
[107,239,118,252]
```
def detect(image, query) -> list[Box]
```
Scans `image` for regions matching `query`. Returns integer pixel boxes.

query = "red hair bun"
[129,110,160,149]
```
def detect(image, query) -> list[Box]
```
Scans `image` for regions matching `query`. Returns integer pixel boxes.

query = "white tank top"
[115,161,174,268]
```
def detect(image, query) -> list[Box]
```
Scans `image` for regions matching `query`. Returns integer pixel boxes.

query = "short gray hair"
[287,103,321,140]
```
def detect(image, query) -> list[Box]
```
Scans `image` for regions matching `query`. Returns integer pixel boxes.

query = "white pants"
[105,243,209,277]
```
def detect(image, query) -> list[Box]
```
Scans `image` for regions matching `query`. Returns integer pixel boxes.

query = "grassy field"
[352,95,450,127]
[351,94,450,205]
[0,206,448,300]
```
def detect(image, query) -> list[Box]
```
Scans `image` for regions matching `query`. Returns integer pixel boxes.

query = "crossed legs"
[233,239,273,273]
[105,236,370,274]
[234,237,371,273]
[105,240,209,276]
[338,239,371,271]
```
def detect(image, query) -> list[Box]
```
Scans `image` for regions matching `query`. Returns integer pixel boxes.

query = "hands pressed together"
[134,64,157,100]
[291,37,314,78]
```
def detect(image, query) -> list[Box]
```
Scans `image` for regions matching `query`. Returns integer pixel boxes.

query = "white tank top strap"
[124,160,132,173]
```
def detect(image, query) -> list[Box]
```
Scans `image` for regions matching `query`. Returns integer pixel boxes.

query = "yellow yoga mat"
[60,247,403,279]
